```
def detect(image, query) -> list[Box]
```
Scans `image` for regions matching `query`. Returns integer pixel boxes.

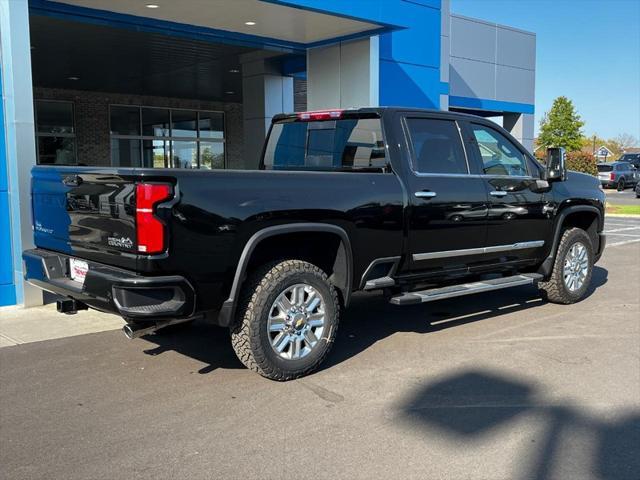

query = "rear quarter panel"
[137,169,405,312]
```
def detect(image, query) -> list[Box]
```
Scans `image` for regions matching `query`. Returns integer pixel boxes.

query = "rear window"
[263,118,387,171]
[597,164,613,172]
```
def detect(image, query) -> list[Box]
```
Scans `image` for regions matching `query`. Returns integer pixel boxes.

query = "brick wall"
[33,87,245,168]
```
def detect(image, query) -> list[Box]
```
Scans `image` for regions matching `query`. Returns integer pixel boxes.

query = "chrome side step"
[389,273,543,306]
[364,276,396,290]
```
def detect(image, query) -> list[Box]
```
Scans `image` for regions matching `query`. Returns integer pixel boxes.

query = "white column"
[241,55,293,169]
[0,0,42,306]
[307,36,379,110]
[504,113,535,153]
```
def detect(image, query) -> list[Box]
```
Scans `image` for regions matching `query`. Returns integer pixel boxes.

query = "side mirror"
[545,147,567,182]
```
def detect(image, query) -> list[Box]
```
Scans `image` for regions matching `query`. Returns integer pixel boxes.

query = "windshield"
[263,117,386,171]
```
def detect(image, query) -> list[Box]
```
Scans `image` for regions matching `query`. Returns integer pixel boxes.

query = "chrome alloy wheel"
[563,242,589,292]
[267,283,326,360]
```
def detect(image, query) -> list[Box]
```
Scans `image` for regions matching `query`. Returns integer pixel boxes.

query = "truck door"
[400,113,489,275]
[464,121,551,266]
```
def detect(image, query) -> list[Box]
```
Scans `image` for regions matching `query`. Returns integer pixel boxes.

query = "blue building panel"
[378,4,441,69]
[377,0,442,109]
[379,60,441,109]
[0,64,17,306]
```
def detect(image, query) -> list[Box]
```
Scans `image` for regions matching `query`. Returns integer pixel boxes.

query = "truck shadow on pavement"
[325,266,608,371]
[139,266,607,375]
[141,322,243,373]
[396,368,639,480]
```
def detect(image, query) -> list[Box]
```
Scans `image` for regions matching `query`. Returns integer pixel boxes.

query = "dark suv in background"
[617,153,640,170]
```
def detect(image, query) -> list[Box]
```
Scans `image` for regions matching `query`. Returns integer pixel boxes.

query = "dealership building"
[0,0,536,307]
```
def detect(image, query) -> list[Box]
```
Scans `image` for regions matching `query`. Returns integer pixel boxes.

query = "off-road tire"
[230,260,340,381]
[538,227,594,304]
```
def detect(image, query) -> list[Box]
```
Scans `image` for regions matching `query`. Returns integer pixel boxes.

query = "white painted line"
[604,227,640,233]
[470,333,633,343]
[608,238,640,247]
[605,233,640,237]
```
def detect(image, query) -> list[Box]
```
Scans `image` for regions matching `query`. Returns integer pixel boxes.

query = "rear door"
[464,121,551,266]
[32,167,139,269]
[401,113,489,275]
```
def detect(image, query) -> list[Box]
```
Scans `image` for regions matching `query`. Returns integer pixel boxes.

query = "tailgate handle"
[62,175,83,187]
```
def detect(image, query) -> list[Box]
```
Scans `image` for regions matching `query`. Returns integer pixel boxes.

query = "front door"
[465,121,551,266]
[402,114,489,275]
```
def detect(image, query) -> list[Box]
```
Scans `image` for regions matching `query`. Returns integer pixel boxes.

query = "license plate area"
[69,258,89,285]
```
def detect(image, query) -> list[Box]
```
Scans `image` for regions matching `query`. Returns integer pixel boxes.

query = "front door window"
[470,124,529,177]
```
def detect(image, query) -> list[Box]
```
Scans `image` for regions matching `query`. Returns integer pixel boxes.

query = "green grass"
[606,204,640,215]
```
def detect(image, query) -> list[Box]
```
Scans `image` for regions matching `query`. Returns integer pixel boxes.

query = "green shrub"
[565,151,598,176]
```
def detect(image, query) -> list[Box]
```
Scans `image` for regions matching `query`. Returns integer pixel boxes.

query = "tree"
[609,133,638,153]
[538,96,585,152]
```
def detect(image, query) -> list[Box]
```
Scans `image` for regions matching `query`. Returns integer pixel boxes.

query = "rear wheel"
[538,228,593,304]
[617,179,625,191]
[230,260,340,381]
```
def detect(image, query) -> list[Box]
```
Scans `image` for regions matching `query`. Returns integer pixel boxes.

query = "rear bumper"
[23,249,196,320]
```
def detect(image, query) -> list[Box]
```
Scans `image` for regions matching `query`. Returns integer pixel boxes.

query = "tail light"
[136,183,172,254]
[296,109,343,121]
[610,172,616,181]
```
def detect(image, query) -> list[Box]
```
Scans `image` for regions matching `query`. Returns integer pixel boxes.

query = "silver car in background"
[597,161,638,190]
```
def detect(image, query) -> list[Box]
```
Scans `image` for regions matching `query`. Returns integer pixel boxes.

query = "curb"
[605,213,640,218]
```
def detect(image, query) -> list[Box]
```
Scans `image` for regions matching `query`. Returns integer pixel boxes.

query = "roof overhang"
[32,0,399,52]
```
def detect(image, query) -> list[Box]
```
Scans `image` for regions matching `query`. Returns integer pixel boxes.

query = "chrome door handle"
[415,191,437,198]
[489,190,507,197]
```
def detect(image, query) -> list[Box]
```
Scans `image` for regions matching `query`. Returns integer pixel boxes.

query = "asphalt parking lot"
[1,218,639,480]
[604,187,639,206]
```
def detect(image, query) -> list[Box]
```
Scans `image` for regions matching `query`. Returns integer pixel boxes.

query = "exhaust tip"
[122,324,135,340]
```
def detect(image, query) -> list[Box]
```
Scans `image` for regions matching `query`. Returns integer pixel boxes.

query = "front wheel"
[230,260,340,381]
[538,228,594,304]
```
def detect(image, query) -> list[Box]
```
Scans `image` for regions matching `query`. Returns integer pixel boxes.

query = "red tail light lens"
[296,109,344,121]
[610,172,615,181]
[136,183,172,254]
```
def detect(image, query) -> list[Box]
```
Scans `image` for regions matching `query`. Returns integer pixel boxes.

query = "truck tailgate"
[31,167,139,270]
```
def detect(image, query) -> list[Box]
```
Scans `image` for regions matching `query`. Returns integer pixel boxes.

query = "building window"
[35,100,77,165]
[109,106,225,168]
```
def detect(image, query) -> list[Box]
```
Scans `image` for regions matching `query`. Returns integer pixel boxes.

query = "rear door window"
[263,117,386,171]
[405,118,468,174]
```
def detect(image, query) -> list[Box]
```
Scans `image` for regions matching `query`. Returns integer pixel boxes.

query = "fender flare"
[217,223,353,327]
[539,205,603,277]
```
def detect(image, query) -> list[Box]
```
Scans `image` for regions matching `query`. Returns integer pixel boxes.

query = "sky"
[450,0,640,142]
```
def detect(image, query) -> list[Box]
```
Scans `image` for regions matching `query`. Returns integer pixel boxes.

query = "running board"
[364,276,396,290]
[389,273,543,306]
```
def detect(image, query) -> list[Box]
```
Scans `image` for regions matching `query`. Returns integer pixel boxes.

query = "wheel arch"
[217,223,353,327]
[538,204,603,277]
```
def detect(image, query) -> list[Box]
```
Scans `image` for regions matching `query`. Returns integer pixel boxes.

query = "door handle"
[415,191,437,199]
[489,190,507,197]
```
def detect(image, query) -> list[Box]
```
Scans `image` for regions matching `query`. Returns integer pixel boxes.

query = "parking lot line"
[604,226,640,233]
[608,238,640,247]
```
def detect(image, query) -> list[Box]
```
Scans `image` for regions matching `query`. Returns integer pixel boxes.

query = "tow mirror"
[545,147,567,182]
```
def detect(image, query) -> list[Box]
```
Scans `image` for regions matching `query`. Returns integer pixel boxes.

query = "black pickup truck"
[23,107,606,380]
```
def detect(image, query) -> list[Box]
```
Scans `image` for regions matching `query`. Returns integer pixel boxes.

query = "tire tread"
[539,227,593,304]
[230,260,340,381]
